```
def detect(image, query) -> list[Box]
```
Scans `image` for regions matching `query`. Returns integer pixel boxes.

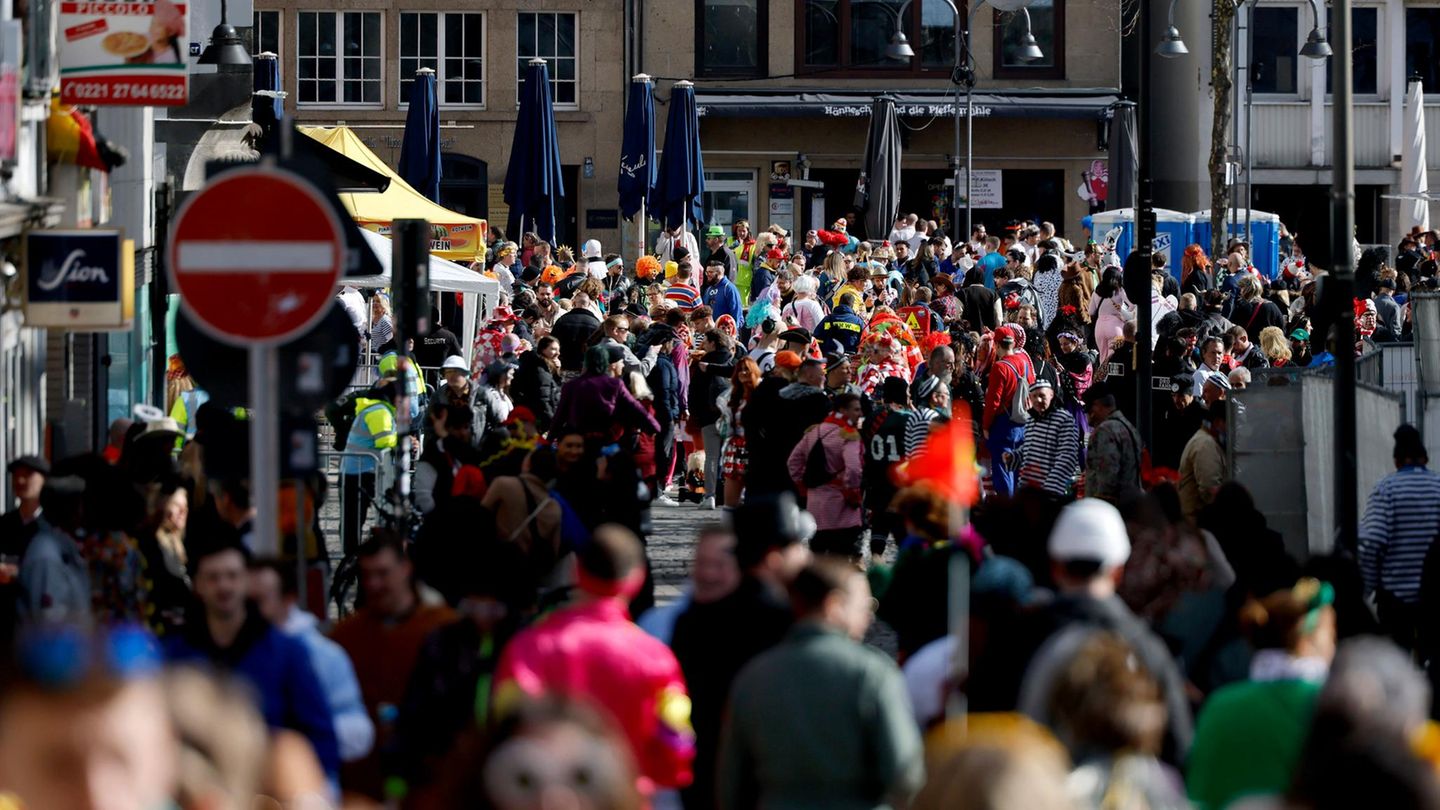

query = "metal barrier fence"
[1356,342,1419,422]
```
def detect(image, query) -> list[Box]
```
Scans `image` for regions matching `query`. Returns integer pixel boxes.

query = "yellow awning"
[300,125,488,264]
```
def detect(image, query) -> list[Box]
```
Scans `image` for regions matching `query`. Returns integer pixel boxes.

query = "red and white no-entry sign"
[169,166,345,345]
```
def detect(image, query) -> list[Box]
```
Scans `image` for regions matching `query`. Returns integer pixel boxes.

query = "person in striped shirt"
[904,376,950,455]
[1016,378,1080,498]
[1359,423,1440,650]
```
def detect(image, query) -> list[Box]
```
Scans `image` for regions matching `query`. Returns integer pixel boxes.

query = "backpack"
[1000,357,1031,425]
[324,389,372,451]
[802,425,838,489]
[998,277,1044,324]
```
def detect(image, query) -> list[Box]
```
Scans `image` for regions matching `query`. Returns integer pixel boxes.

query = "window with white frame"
[1250,7,1298,95]
[517,12,577,107]
[1324,7,1379,95]
[400,12,485,106]
[252,10,280,56]
[297,11,382,105]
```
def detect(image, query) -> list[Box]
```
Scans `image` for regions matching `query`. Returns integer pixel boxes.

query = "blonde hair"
[1259,325,1292,362]
[626,370,653,401]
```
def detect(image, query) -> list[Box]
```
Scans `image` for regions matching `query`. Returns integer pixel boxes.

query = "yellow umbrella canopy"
[300,125,488,264]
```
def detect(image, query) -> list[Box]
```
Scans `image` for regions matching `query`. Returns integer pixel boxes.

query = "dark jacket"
[705,242,739,279]
[672,576,792,810]
[648,353,682,424]
[551,373,660,438]
[512,350,562,431]
[743,376,795,496]
[687,348,735,428]
[551,308,601,372]
[165,607,341,779]
[815,305,865,354]
[1230,298,1286,343]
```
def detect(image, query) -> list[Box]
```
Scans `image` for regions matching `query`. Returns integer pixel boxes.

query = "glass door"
[702,170,757,235]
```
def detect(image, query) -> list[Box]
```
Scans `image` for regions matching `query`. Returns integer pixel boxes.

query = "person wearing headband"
[602,254,633,300]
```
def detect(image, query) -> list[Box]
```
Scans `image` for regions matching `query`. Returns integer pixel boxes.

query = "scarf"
[823,412,860,440]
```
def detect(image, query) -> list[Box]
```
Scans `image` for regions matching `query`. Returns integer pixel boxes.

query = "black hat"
[881,376,910,405]
[6,455,49,475]
[1376,276,1396,291]
[778,327,812,345]
[638,323,678,347]
[730,493,815,569]
[604,344,627,365]
[1170,372,1194,393]
[1082,379,1116,406]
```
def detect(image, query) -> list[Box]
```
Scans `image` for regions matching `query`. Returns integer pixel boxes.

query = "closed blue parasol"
[398,67,442,202]
[655,80,704,231]
[618,74,655,222]
[251,52,284,126]
[505,58,566,243]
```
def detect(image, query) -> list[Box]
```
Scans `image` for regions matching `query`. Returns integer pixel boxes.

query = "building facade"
[252,0,629,250]
[1152,0,1440,247]
[642,0,1123,245]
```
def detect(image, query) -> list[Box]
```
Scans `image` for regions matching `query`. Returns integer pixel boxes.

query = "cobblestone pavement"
[648,500,715,605]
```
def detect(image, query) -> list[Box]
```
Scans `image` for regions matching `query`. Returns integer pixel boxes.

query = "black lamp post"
[198,0,252,66]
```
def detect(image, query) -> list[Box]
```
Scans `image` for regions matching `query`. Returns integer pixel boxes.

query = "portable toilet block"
[1086,208,1195,280]
[1191,209,1282,279]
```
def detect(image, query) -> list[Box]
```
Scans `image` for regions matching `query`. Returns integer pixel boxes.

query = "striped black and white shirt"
[1358,466,1440,603]
[1017,406,1081,497]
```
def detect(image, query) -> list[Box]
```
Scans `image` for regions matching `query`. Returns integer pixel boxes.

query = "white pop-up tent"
[343,228,501,362]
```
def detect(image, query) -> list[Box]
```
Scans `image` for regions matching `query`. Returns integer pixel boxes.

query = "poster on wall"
[953,170,1003,209]
[58,0,189,106]
[769,183,794,234]
[24,229,134,329]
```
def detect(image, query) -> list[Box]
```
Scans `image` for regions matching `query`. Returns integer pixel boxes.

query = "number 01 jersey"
[864,408,912,504]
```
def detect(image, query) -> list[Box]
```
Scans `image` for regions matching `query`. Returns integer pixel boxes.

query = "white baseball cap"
[582,239,603,259]
[1048,499,1130,568]
[440,355,468,372]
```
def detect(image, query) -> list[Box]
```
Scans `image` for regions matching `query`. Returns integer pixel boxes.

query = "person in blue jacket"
[702,260,744,325]
[814,291,866,354]
[165,535,341,786]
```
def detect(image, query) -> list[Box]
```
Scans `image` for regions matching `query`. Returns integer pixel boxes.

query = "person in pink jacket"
[788,392,865,558]
[494,525,696,798]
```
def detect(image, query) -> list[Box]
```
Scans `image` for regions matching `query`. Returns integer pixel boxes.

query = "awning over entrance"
[694,88,1123,120]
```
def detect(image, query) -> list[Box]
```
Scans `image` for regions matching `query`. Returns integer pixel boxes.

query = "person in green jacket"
[718,558,924,810]
[1186,578,1337,810]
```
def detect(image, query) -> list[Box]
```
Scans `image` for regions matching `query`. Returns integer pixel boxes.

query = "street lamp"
[197,0,251,66]
[1156,0,1189,57]
[887,0,1041,239]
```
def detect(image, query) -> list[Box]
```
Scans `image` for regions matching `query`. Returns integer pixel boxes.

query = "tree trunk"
[1209,0,1236,262]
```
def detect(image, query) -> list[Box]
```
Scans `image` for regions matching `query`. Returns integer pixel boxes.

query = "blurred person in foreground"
[1010,498,1194,765]
[719,558,924,810]
[1288,636,1440,810]
[248,559,374,765]
[1185,578,1337,810]
[163,537,339,787]
[0,624,177,810]
[1046,632,1188,808]
[433,696,643,810]
[389,538,536,804]
[671,498,809,810]
[330,531,456,800]
[494,524,695,799]
[915,713,1075,810]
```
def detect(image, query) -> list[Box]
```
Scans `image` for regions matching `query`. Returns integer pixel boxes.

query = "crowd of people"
[5,212,1440,809]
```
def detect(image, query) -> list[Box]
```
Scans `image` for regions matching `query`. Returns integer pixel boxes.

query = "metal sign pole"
[249,344,280,557]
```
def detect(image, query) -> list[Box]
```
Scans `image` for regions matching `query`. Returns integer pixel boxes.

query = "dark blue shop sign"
[24,229,133,330]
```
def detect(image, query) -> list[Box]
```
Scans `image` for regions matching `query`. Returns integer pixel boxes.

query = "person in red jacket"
[494,525,696,799]
[983,325,1035,498]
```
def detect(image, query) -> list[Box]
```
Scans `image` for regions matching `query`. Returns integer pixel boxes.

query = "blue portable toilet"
[1086,208,1195,280]
[1191,209,1282,279]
